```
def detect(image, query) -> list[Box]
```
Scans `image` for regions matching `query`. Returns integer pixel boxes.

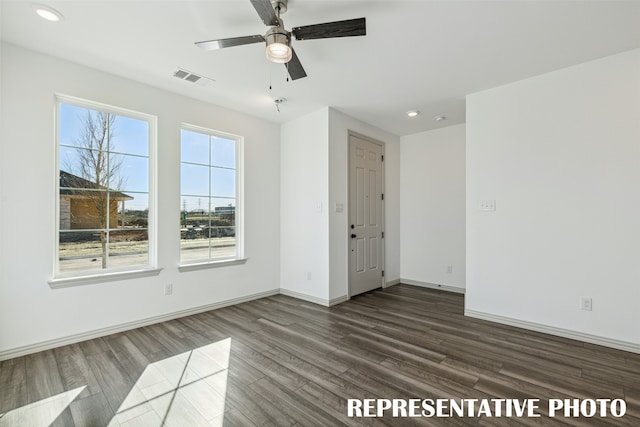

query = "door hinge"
[381,231,384,238]
[381,193,384,201]
[381,270,385,277]
[381,155,384,162]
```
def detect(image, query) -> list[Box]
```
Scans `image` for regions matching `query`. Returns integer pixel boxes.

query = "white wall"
[328,108,400,301]
[280,108,330,302]
[466,48,640,350]
[0,43,281,357]
[279,107,400,304]
[400,124,466,291]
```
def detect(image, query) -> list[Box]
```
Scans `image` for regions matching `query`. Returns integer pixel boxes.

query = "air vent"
[173,68,215,87]
[174,70,189,79]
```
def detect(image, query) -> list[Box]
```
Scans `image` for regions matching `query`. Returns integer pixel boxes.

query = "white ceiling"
[2,1,639,136]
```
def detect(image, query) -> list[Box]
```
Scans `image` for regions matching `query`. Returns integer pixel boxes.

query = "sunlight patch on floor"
[107,338,231,426]
[0,386,86,427]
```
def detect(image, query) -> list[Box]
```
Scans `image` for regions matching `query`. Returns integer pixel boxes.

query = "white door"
[349,134,384,296]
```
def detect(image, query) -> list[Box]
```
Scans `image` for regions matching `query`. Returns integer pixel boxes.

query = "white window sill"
[178,258,248,272]
[49,267,163,289]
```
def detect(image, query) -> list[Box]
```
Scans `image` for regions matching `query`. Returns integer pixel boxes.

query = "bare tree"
[68,110,126,268]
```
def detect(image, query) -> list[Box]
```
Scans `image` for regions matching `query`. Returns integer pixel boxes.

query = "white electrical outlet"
[307,272,312,280]
[479,200,496,211]
[579,296,592,311]
[165,283,173,296]
[446,266,453,274]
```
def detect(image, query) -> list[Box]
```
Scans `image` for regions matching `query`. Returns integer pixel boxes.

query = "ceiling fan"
[195,0,366,80]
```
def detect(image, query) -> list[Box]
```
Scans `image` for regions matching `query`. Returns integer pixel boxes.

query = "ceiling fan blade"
[195,35,265,51]
[250,0,280,26]
[292,17,366,41]
[286,48,307,80]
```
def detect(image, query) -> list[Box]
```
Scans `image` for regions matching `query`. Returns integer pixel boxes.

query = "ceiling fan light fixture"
[265,28,292,63]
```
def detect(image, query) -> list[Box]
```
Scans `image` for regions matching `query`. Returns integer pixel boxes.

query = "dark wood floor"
[1,284,639,426]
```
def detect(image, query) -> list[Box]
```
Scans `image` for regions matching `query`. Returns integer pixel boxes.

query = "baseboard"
[0,288,279,361]
[279,288,338,307]
[465,309,640,355]
[384,278,400,288]
[401,278,465,294]
[328,294,350,306]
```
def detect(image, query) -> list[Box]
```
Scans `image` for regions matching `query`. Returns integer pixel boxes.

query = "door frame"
[347,130,386,297]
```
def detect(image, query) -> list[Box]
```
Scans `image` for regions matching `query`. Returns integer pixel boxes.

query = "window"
[56,96,156,278]
[180,125,241,264]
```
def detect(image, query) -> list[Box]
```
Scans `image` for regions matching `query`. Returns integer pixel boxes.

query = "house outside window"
[180,125,242,265]
[56,96,156,278]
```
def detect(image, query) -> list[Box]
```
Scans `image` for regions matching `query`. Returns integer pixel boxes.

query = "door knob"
[350,234,357,239]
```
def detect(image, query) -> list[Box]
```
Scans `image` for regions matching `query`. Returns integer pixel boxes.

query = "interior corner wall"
[280,108,330,302]
[400,124,466,291]
[328,108,400,301]
[0,43,281,356]
[466,48,640,348]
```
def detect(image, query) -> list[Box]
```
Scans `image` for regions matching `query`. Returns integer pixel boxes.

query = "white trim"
[465,309,640,355]
[0,288,279,361]
[279,289,331,307]
[401,278,466,294]
[178,258,247,272]
[49,267,163,288]
[329,295,350,306]
[384,278,400,288]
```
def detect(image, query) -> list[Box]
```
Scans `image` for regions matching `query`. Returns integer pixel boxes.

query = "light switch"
[335,203,344,213]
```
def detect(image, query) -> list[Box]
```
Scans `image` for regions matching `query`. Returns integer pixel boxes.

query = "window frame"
[50,94,159,286]
[178,123,244,269]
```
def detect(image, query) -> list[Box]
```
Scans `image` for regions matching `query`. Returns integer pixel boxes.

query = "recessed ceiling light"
[434,115,446,121]
[34,4,64,22]
[406,110,420,118]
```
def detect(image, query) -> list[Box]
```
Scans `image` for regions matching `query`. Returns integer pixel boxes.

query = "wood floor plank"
[229,339,309,391]
[1,284,639,427]
[248,376,344,427]
[24,350,75,426]
[103,333,152,379]
[0,357,27,412]
[224,375,295,426]
[499,363,625,400]
[78,337,110,356]
[124,327,173,361]
[295,381,398,427]
[260,345,370,402]
[25,350,66,402]
[53,343,102,400]
[251,330,352,376]
[85,350,135,415]
[68,392,114,427]
[222,407,258,426]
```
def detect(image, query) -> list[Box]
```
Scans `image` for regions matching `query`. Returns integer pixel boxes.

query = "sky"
[59,103,237,214]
